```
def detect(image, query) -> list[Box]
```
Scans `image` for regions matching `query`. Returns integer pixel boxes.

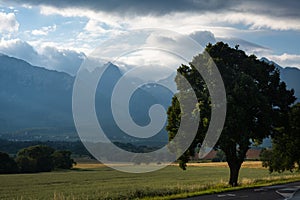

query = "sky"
[0,0,299,75]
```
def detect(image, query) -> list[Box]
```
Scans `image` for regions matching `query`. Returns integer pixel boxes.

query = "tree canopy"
[15,145,75,173]
[52,150,76,169]
[167,42,295,186]
[16,145,55,172]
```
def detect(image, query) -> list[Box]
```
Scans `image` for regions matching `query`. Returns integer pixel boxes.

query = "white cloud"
[189,31,216,46]
[37,45,85,75]
[220,12,300,31]
[217,37,271,55]
[0,38,38,61]
[40,6,122,29]
[21,4,32,9]
[0,38,85,75]
[0,12,19,33]
[31,25,56,36]
[266,53,300,68]
[39,6,300,34]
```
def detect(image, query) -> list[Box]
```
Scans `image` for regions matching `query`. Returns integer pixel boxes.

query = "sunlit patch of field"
[185,161,264,168]
[75,161,264,169]
[75,163,105,169]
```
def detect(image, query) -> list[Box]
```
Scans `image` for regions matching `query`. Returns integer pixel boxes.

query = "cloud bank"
[0,12,19,33]
[0,38,85,75]
[6,0,300,20]
[8,0,235,16]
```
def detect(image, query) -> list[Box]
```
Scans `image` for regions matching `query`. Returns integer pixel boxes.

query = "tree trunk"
[228,161,242,186]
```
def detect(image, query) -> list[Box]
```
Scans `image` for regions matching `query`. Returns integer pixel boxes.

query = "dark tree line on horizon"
[0,145,75,174]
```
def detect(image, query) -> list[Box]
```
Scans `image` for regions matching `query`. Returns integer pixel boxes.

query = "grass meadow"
[0,161,300,200]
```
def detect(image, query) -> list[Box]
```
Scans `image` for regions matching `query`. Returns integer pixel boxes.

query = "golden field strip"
[75,161,264,169]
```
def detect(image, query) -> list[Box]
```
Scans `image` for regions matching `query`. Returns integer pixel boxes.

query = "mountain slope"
[0,54,74,133]
[260,57,300,102]
[280,67,300,102]
[0,54,173,143]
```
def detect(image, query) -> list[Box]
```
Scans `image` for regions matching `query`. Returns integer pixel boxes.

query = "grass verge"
[143,174,300,199]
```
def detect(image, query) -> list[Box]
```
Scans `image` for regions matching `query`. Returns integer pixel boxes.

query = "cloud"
[218,12,300,31]
[10,1,300,21]
[7,0,300,22]
[217,37,271,55]
[266,53,300,68]
[31,25,56,36]
[0,38,85,75]
[9,0,236,16]
[38,46,85,75]
[0,12,19,33]
[37,5,300,33]
[0,38,38,60]
[189,31,216,47]
[96,29,206,75]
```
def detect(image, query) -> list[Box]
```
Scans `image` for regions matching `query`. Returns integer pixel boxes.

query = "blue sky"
[0,0,299,74]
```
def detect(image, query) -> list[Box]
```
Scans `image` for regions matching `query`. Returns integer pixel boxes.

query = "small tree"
[0,152,18,174]
[167,42,295,186]
[262,103,300,172]
[52,150,75,169]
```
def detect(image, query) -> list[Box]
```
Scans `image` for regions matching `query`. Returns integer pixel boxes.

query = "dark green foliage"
[167,42,295,186]
[15,155,37,173]
[261,103,300,173]
[1,144,76,174]
[0,152,18,174]
[16,145,55,172]
[52,150,75,169]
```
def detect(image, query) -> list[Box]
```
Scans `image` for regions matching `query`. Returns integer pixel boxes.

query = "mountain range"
[0,54,173,144]
[0,54,299,143]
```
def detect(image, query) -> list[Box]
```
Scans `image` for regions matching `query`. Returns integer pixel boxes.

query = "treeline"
[0,139,90,155]
[0,145,75,174]
[0,139,163,155]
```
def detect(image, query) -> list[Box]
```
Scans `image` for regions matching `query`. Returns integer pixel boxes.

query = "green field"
[1,163,300,200]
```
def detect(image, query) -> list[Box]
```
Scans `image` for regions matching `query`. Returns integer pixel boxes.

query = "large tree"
[261,103,300,173]
[167,42,295,186]
[16,145,55,172]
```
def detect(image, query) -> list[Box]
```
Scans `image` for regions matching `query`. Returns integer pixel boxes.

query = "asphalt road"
[182,181,300,200]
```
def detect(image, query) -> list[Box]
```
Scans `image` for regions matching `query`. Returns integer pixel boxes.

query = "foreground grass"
[0,162,299,200]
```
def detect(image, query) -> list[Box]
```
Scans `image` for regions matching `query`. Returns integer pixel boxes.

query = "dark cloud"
[6,0,237,15]
[5,0,300,18]
[246,0,300,18]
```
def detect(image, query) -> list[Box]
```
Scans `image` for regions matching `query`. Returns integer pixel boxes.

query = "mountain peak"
[259,57,282,69]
